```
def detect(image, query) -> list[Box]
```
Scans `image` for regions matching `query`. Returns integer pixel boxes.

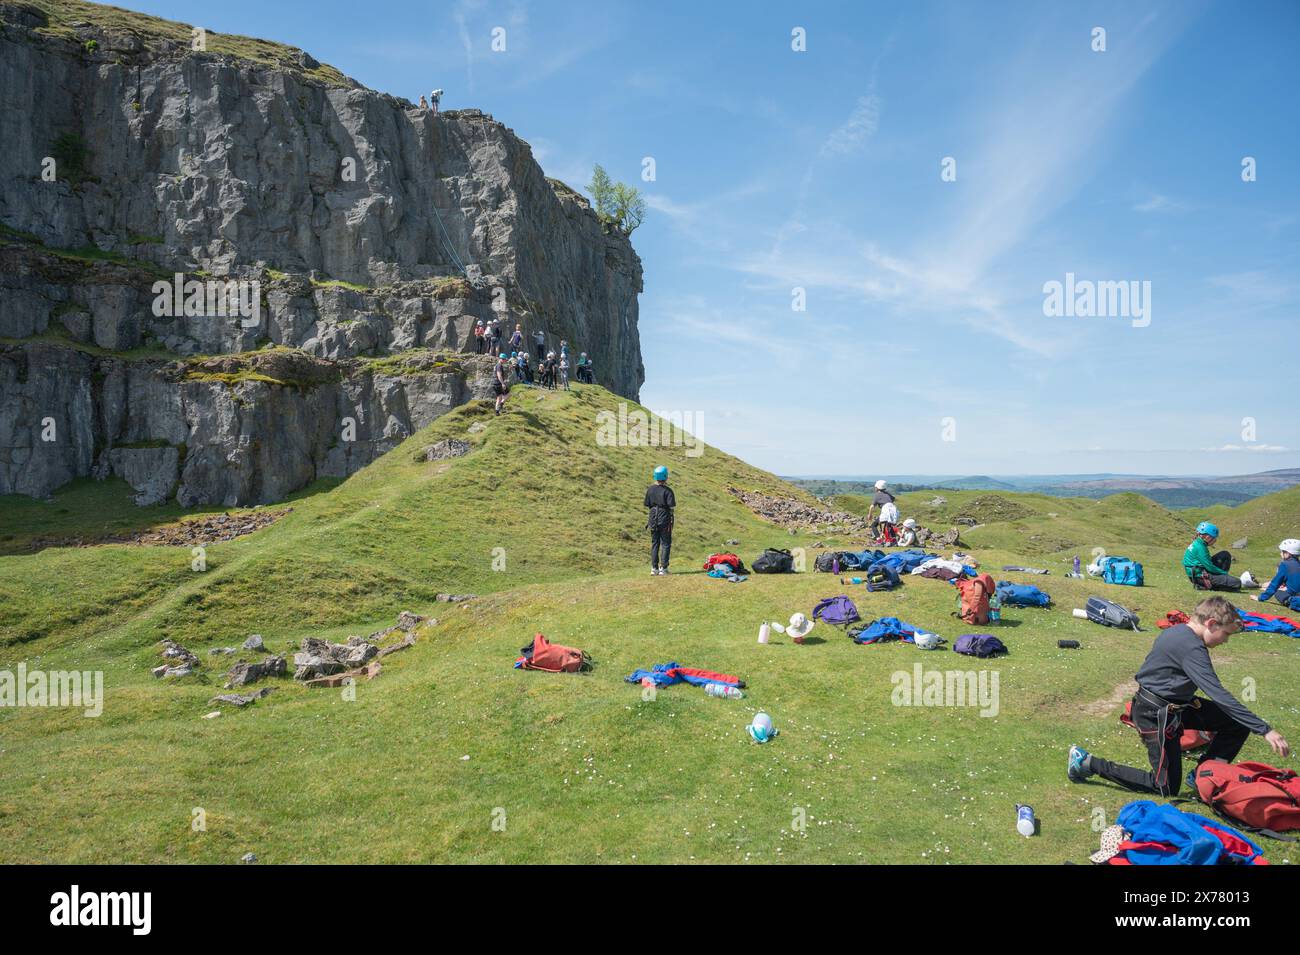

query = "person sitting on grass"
[1254,538,1300,611]
[1067,596,1290,797]
[644,465,675,576]
[1183,521,1242,591]
[897,518,920,547]
[492,352,510,415]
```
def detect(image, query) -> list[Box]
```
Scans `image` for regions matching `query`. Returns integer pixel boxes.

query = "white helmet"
[1280,539,1300,556]
[874,480,887,490]
[914,632,942,650]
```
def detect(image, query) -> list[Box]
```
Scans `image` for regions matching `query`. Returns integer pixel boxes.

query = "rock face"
[0,3,644,504]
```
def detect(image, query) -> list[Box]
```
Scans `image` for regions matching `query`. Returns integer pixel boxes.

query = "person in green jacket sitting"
[1183,521,1242,591]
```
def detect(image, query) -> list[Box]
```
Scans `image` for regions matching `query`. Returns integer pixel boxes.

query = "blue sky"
[128,0,1300,476]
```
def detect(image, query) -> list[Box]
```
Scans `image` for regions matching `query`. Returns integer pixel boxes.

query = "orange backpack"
[518,633,590,673]
[1193,760,1300,834]
[955,573,995,625]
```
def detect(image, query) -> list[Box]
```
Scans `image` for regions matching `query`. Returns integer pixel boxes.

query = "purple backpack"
[812,595,860,626]
[953,634,1007,658]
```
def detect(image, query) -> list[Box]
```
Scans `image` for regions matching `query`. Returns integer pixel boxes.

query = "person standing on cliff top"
[429,89,442,114]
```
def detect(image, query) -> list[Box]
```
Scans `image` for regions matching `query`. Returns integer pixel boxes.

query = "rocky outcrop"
[0,341,494,505]
[0,1,644,504]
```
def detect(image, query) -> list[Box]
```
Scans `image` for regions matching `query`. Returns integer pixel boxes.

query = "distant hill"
[789,468,1300,509]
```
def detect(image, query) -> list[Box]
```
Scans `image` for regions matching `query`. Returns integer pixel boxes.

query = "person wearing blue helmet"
[644,465,675,576]
[1183,521,1241,591]
[492,352,511,415]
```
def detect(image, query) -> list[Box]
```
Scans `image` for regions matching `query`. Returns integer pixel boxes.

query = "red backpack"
[955,574,995,625]
[1121,700,1214,751]
[516,634,590,673]
[1194,760,1300,833]
[703,552,743,573]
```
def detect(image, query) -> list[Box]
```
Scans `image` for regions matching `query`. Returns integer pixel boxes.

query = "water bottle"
[1016,804,1036,837]
[757,623,770,645]
[705,683,744,699]
[1073,555,1081,576]
[989,592,1002,624]
[832,556,840,575]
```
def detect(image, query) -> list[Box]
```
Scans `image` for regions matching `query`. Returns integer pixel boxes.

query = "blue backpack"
[812,595,860,626]
[995,581,1051,607]
[1101,556,1144,587]
[953,634,1007,658]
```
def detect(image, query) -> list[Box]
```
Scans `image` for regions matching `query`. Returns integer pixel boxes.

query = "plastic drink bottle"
[1016,804,1036,837]
[705,683,744,699]
[1073,556,1081,576]
[832,556,840,575]
[758,623,770,645]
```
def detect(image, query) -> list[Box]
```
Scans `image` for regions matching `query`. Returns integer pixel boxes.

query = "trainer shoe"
[651,567,660,576]
[660,568,670,575]
[1068,744,1094,782]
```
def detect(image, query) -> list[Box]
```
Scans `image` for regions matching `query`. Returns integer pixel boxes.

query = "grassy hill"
[1,383,1298,864]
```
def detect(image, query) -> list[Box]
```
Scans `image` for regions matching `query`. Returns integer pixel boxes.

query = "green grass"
[1,384,1297,863]
[25,0,353,86]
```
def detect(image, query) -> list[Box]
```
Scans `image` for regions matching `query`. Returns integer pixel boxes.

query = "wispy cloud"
[1133,194,1183,213]
[819,94,882,158]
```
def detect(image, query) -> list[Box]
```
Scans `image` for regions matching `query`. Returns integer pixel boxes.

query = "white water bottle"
[758,623,770,645]
[1016,804,1036,837]
[705,683,743,699]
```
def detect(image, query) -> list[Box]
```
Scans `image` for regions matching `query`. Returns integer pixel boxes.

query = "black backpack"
[752,548,795,574]
[1085,596,1141,631]
[814,551,855,573]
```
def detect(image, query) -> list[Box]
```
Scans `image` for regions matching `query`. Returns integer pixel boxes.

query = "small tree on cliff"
[587,164,646,235]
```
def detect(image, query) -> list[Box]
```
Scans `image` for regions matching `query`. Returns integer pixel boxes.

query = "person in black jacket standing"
[1067,596,1290,796]
[645,465,675,576]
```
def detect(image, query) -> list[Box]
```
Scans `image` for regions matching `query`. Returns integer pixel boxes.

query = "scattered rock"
[435,593,475,603]
[725,539,740,546]
[225,655,287,689]
[28,508,291,551]
[419,438,471,462]
[209,647,237,656]
[1232,537,1248,550]
[928,496,948,506]
[242,634,265,652]
[202,711,222,719]
[153,663,194,679]
[240,853,257,864]
[161,639,199,664]
[727,486,873,535]
[210,688,275,707]
[915,527,964,548]
[467,421,488,434]
[377,633,416,659]
[303,661,382,688]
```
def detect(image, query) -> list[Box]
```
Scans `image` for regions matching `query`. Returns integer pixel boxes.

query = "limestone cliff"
[0,0,644,505]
